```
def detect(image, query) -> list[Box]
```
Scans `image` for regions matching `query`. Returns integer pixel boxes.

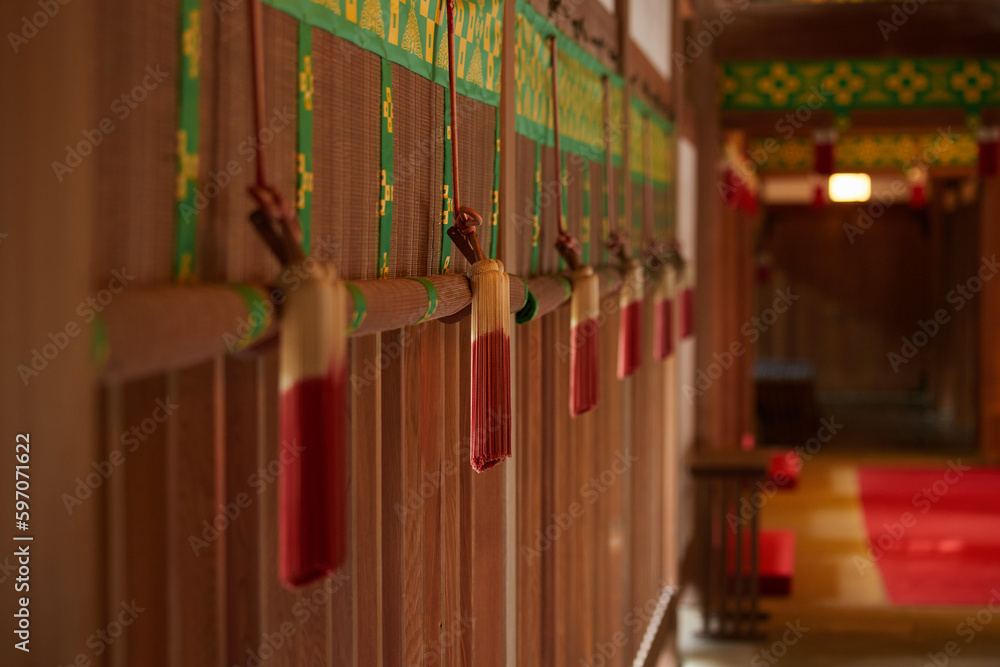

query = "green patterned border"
[266,0,501,107]
[439,89,453,274]
[581,159,590,264]
[515,0,624,162]
[344,281,368,332]
[746,131,979,173]
[720,58,1000,116]
[173,1,201,282]
[406,276,440,321]
[227,284,273,350]
[378,58,394,277]
[297,24,314,254]
[490,107,500,259]
[531,141,541,275]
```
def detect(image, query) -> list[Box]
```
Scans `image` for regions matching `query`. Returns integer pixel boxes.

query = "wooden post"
[980,176,1000,463]
[0,0,102,663]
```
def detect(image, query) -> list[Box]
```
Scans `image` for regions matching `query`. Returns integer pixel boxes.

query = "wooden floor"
[679,433,1000,665]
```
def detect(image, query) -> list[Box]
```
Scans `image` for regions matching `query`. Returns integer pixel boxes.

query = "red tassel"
[278,263,348,588]
[617,258,643,378]
[570,265,600,416]
[652,267,674,361]
[909,183,927,209]
[469,258,511,471]
[814,129,835,175]
[811,182,826,209]
[739,187,759,216]
[653,298,673,359]
[979,126,999,177]
[680,286,695,339]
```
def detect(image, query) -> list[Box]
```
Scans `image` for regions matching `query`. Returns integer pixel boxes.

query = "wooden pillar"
[979,176,1000,463]
[0,0,102,663]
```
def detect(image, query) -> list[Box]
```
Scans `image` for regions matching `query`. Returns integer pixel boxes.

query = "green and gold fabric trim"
[558,152,567,270]
[581,159,590,264]
[227,284,273,350]
[720,58,1000,118]
[345,281,368,333]
[514,0,624,163]
[601,172,609,263]
[379,58,394,278]
[173,0,201,283]
[531,141,541,275]
[490,108,500,259]
[439,88,453,274]
[297,23,314,254]
[406,276,440,322]
[265,0,501,106]
[747,131,978,173]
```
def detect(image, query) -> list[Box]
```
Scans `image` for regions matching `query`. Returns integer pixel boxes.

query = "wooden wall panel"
[120,376,170,667]
[73,1,685,665]
[224,355,265,666]
[352,336,380,665]
[166,361,224,667]
[517,320,544,667]
[441,322,464,667]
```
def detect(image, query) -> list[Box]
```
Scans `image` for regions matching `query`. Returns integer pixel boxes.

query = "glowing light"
[828,173,871,202]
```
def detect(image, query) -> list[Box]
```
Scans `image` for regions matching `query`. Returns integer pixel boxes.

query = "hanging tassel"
[570,265,600,416]
[814,128,835,176]
[908,166,927,209]
[277,261,348,586]
[653,265,674,360]
[811,181,826,209]
[247,0,347,588]
[681,287,695,338]
[469,258,511,471]
[679,261,695,339]
[978,126,999,177]
[444,0,510,469]
[618,257,643,378]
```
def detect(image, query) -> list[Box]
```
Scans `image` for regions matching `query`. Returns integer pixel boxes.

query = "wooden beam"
[718,1,1000,60]
[724,108,1000,135]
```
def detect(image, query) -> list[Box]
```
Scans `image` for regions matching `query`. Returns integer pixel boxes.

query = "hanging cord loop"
[248,0,305,266]
[602,75,629,264]
[444,0,487,265]
[549,35,582,271]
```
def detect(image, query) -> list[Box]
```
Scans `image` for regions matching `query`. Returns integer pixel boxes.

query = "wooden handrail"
[98,266,627,383]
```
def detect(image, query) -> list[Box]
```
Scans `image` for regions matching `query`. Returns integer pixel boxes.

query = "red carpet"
[858,465,1000,605]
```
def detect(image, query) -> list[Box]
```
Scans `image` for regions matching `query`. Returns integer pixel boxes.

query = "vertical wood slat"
[224,355,264,667]
[166,361,224,667]
[106,386,128,667]
[441,322,464,667]
[121,375,170,667]
[380,330,405,666]
[403,329,426,665]
[353,336,381,666]
[458,318,474,663]
[260,347,299,667]
[421,323,446,666]
[518,319,543,667]
[602,307,626,667]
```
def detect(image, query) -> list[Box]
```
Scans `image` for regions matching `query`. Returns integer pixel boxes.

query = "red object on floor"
[768,451,802,489]
[726,530,796,597]
[858,466,1000,605]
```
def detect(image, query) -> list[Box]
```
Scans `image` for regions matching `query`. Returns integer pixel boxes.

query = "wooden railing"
[690,450,770,640]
